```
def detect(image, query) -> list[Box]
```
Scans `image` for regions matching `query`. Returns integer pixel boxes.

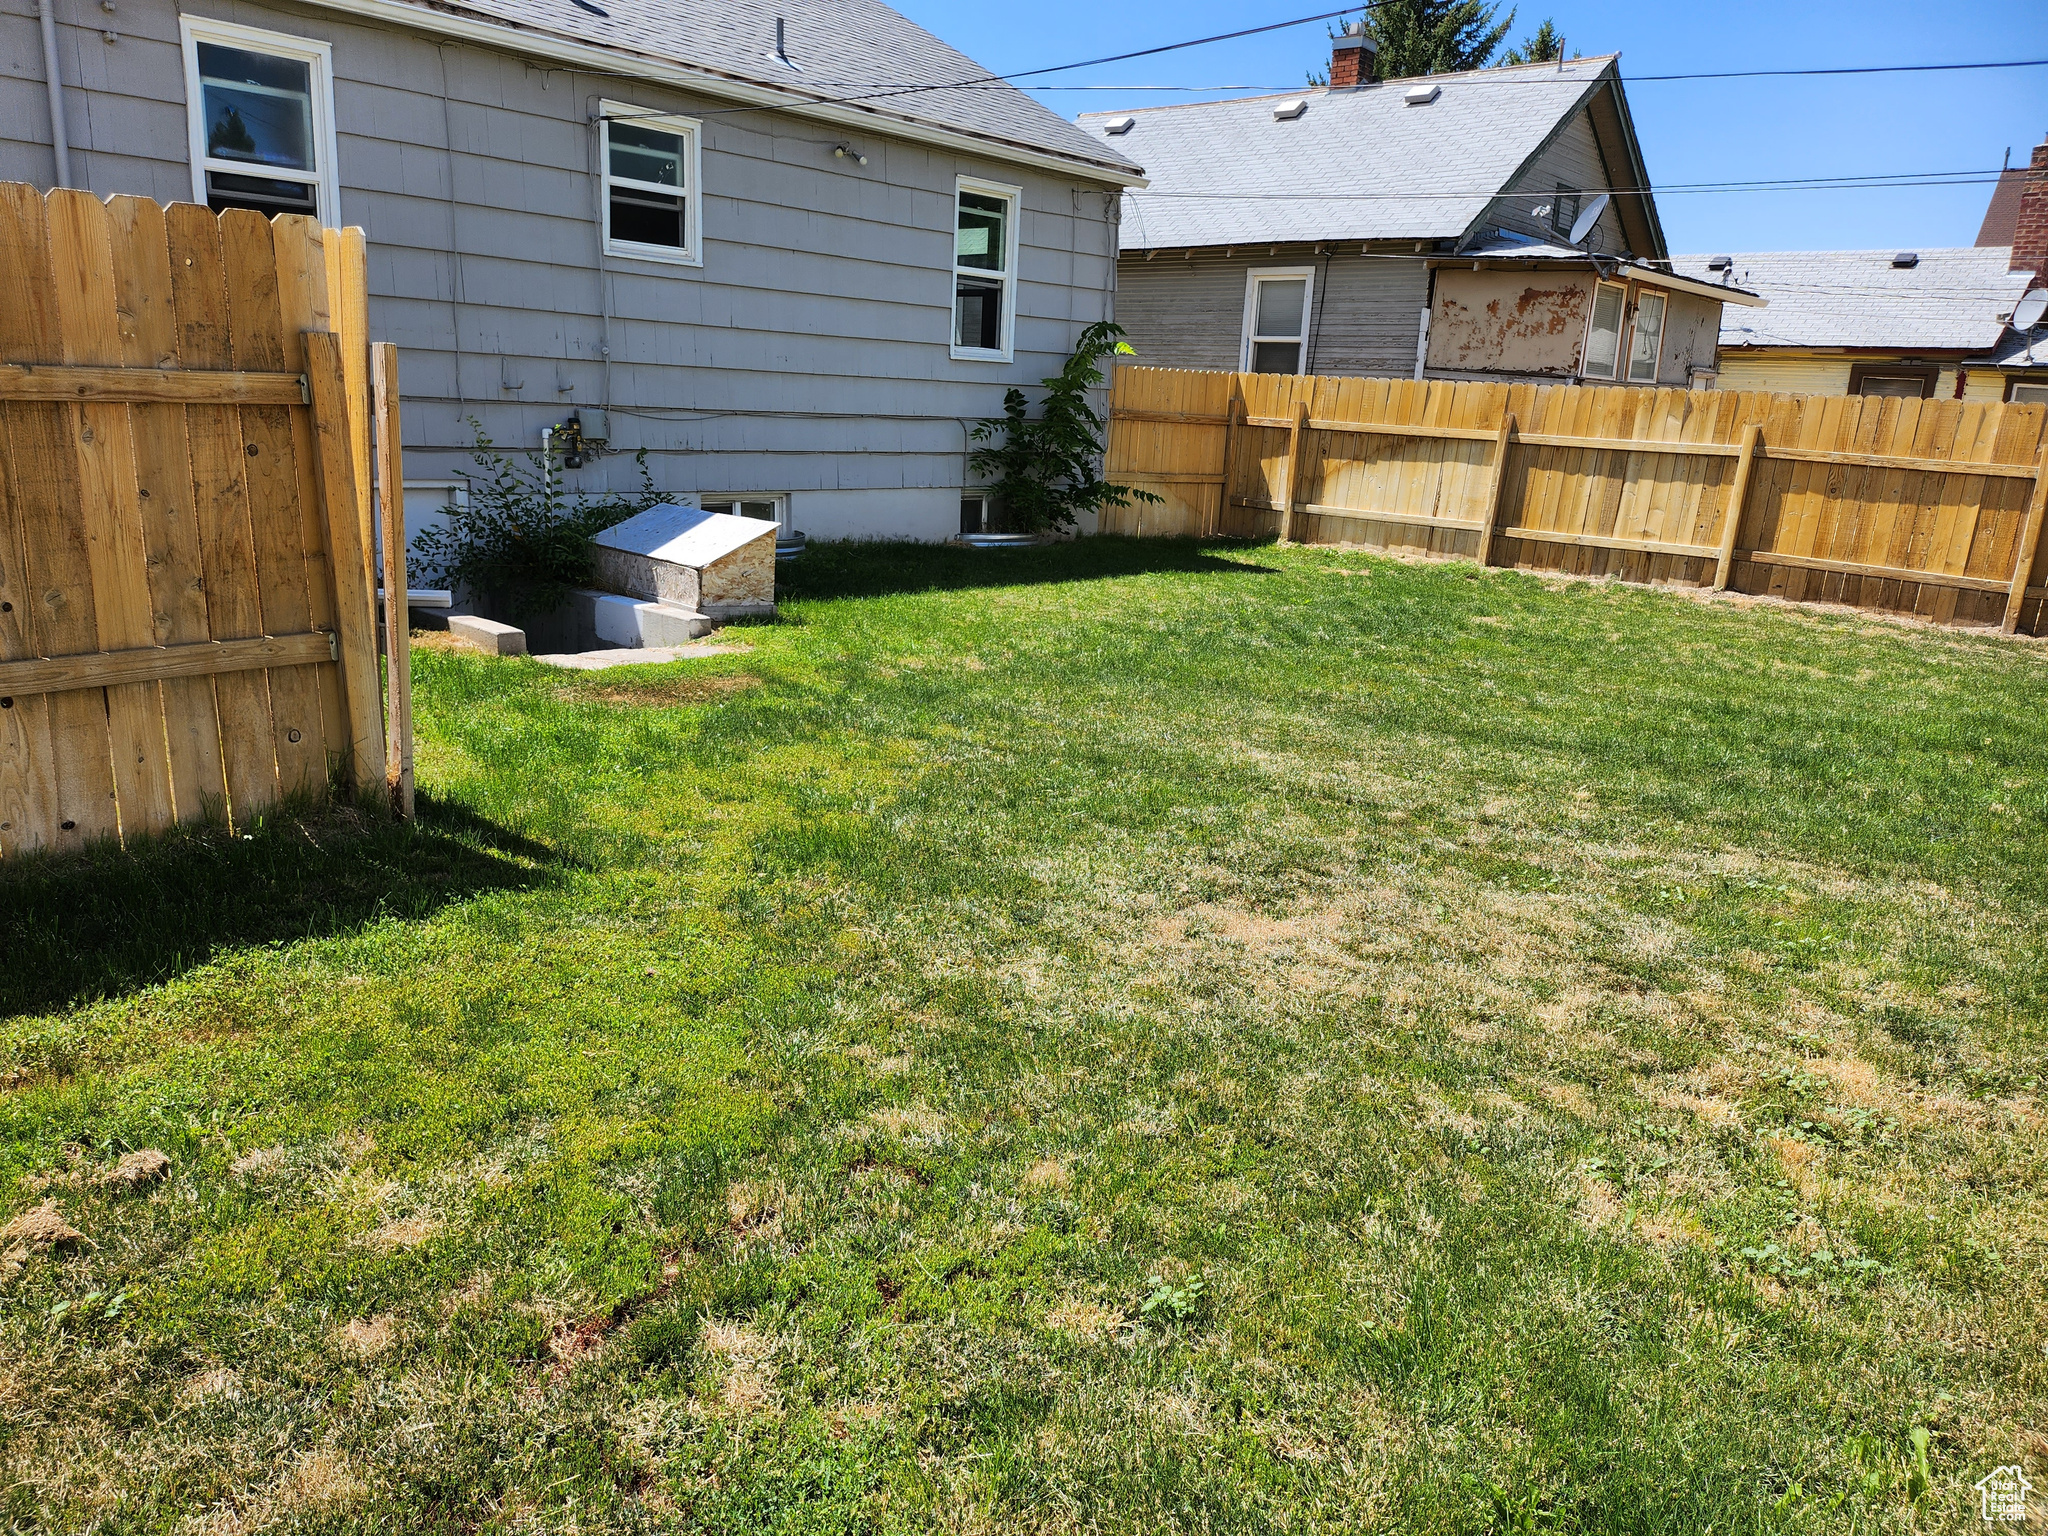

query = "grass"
[3,535,2045,1533]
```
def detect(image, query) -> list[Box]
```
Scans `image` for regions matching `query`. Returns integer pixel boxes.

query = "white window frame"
[1625,288,1667,384]
[699,493,790,534]
[951,175,1021,362]
[1239,266,1317,375]
[2010,381,2048,406]
[180,15,340,226]
[1580,280,1627,381]
[600,100,703,268]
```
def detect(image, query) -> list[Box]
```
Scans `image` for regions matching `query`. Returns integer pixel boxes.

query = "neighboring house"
[1078,33,1759,389]
[1,0,1144,540]
[1671,137,2048,405]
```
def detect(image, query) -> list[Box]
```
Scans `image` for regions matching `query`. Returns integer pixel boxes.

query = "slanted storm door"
[1241,268,1315,374]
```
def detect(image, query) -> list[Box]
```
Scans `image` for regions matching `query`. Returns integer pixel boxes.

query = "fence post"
[1713,423,1763,592]
[1475,410,1517,569]
[2004,446,2048,635]
[1280,398,1308,542]
[373,341,414,816]
[303,328,386,795]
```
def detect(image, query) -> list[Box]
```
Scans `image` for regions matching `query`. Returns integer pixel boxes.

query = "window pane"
[1254,278,1306,339]
[957,191,1008,272]
[198,42,313,170]
[956,276,1002,350]
[739,500,777,520]
[960,496,987,534]
[1859,376,1926,399]
[609,122,684,188]
[1626,291,1665,382]
[205,170,318,217]
[1251,340,1301,374]
[611,187,685,249]
[1552,187,1580,238]
[2012,383,2048,405]
[1584,285,1623,377]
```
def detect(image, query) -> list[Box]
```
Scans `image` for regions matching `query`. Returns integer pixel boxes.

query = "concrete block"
[589,592,717,647]
[447,614,527,655]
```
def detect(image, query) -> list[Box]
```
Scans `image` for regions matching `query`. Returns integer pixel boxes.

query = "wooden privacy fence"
[1103,367,2048,635]
[0,181,414,860]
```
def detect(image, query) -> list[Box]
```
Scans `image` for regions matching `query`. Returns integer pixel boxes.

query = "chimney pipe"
[2012,136,2048,279]
[1330,24,1377,89]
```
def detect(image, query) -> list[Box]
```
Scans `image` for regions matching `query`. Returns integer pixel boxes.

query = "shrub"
[411,421,665,609]
[968,321,1162,535]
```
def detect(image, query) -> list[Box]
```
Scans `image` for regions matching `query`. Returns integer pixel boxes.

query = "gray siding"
[1114,251,1427,378]
[1,0,1122,539]
[1490,108,1627,254]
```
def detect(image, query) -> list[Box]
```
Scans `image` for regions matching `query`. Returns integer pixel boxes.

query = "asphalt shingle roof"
[1667,248,2035,352]
[348,0,1142,180]
[1075,57,1617,251]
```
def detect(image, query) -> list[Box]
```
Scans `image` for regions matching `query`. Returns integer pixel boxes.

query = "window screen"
[1245,274,1310,374]
[1583,283,1625,379]
[1626,291,1666,383]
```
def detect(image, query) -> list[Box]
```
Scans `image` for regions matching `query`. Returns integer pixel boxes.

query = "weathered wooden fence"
[0,182,411,858]
[1103,367,2048,634]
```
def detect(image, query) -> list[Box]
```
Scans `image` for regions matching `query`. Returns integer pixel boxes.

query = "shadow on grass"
[777,534,1276,604]
[0,793,564,1017]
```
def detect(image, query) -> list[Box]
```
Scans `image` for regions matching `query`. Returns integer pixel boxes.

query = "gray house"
[2,0,1144,540]
[1081,37,1752,389]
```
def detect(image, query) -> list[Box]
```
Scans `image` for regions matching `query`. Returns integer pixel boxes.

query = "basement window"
[1241,267,1315,374]
[961,492,991,534]
[602,102,702,266]
[1625,290,1666,383]
[953,177,1019,360]
[1581,281,1625,379]
[701,495,788,532]
[180,16,338,222]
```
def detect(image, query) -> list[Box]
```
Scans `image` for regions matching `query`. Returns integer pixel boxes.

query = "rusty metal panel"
[1426,268,1595,377]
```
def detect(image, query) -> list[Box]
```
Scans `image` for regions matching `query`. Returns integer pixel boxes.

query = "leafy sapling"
[969,321,1163,535]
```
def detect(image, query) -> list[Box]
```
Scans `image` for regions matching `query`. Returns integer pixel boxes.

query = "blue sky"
[895,0,2048,253]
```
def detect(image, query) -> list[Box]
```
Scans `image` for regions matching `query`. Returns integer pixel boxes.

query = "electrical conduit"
[39,0,72,187]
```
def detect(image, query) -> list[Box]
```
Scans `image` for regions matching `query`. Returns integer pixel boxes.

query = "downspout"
[1413,263,1437,382]
[39,0,73,187]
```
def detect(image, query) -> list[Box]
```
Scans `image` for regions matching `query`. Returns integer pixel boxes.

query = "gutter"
[299,0,1150,189]
[38,0,71,187]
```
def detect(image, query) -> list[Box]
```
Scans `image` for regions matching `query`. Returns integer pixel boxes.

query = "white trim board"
[291,0,1147,188]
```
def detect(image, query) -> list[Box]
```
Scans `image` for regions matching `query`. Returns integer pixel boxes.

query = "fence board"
[1106,364,2048,635]
[168,200,280,827]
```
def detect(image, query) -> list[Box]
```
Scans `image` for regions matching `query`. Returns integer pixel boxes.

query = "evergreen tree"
[1500,18,1575,65]
[1351,0,1515,79]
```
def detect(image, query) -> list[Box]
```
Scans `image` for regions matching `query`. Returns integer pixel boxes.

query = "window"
[1241,268,1315,374]
[1847,363,1937,399]
[953,177,1019,360]
[1550,185,1581,241]
[2010,381,2048,406]
[1582,282,1625,379]
[961,493,990,534]
[1626,290,1666,383]
[700,495,788,533]
[180,16,338,223]
[602,102,701,265]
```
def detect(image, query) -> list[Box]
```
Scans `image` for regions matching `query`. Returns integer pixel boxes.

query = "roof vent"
[1103,115,1136,136]
[1404,82,1441,106]
[1891,251,1919,268]
[1706,255,1732,272]
[1272,98,1308,121]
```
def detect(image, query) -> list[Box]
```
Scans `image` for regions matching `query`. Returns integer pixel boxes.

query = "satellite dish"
[2016,287,2048,331]
[1567,193,1610,247]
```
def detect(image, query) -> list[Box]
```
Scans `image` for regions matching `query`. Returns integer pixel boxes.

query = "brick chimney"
[1330,24,1378,89]
[2014,136,2048,278]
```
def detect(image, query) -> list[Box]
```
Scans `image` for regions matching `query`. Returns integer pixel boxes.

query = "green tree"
[1351,0,1515,79]
[968,322,1161,535]
[1500,18,1576,65]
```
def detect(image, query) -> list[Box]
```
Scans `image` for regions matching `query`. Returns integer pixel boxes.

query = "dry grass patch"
[333,1314,398,1359]
[869,1104,946,1142]
[360,1213,442,1250]
[1046,1297,1121,1341]
[560,673,761,708]
[1020,1157,1071,1192]
[699,1319,777,1414]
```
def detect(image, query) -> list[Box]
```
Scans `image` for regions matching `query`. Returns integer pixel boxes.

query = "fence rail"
[0,182,409,858]
[1102,368,2048,635]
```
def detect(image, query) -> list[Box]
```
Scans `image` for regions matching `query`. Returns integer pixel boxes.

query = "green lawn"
[3,538,2045,1534]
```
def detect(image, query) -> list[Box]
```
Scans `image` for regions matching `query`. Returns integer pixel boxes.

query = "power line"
[1130,172,2011,202]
